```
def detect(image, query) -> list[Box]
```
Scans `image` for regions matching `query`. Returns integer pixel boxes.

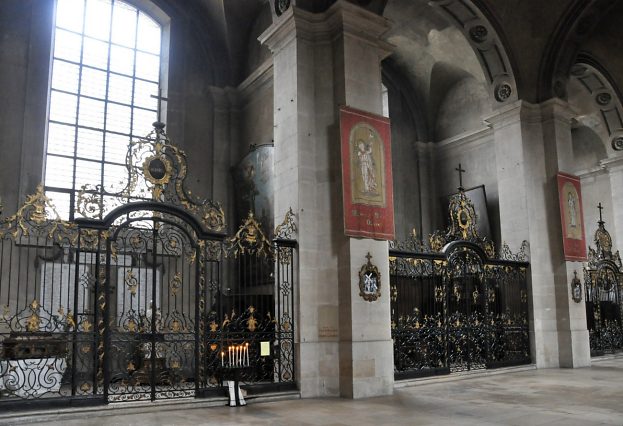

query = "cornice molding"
[259,0,393,57]
[435,127,493,154]
[483,100,541,128]
[237,59,274,103]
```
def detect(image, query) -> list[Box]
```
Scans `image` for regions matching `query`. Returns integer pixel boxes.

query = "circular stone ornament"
[275,0,291,16]
[494,83,512,102]
[612,136,623,151]
[469,25,488,43]
[596,92,612,106]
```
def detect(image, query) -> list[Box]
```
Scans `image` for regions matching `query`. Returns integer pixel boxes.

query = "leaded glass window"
[45,0,163,219]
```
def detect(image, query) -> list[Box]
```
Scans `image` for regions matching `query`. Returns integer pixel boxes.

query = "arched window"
[45,0,164,219]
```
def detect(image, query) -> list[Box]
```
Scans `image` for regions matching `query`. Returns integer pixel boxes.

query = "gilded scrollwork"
[226,211,272,258]
[74,123,226,232]
[0,184,77,243]
[584,207,623,354]
[274,207,297,239]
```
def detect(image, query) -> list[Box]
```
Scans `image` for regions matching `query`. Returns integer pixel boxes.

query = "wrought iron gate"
[0,123,297,408]
[584,213,623,356]
[390,188,530,379]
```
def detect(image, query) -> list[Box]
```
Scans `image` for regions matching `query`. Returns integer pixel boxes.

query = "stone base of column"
[558,329,591,368]
[339,339,394,399]
[298,341,340,398]
[532,330,560,368]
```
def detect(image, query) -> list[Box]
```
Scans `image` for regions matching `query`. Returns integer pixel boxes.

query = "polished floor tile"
[1,358,622,426]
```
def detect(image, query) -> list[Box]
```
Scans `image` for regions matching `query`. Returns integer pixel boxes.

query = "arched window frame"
[44,0,170,220]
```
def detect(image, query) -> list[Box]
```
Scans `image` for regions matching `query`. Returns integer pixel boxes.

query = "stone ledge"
[0,390,301,425]
[394,364,537,388]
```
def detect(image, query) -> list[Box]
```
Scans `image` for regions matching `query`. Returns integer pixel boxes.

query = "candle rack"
[221,342,250,368]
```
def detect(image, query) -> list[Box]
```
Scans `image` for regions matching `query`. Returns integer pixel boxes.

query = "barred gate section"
[390,187,530,379]
[584,217,623,356]
[390,243,530,378]
[0,187,102,406]
[0,124,298,408]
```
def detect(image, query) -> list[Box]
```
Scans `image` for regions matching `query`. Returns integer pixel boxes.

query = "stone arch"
[537,0,618,102]
[569,55,623,155]
[428,0,518,106]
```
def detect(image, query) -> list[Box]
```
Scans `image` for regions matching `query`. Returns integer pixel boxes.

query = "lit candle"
[228,346,232,367]
[238,345,241,366]
[221,351,224,367]
[245,343,249,366]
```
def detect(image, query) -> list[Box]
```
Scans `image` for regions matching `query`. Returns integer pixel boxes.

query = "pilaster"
[601,156,623,251]
[485,98,590,368]
[260,0,394,398]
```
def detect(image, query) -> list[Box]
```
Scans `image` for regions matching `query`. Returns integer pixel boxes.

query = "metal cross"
[150,88,168,125]
[365,252,373,263]
[455,163,466,190]
[597,202,604,223]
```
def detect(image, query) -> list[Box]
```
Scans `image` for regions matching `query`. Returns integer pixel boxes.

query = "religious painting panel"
[340,106,394,240]
[557,172,587,261]
[232,145,274,238]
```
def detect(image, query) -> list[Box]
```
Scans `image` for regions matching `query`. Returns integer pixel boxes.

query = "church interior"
[0,0,622,421]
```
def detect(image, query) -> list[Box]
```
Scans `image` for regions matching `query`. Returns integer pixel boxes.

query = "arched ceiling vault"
[537,0,619,102]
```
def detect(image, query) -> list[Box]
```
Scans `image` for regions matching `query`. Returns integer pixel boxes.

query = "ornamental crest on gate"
[76,121,225,231]
[427,164,496,257]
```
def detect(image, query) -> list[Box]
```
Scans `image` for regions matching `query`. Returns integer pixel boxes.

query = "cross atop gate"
[455,163,466,191]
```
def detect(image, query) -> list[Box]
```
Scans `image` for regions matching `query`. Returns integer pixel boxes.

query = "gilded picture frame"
[359,253,381,302]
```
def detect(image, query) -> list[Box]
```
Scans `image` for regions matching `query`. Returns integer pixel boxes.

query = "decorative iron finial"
[455,163,466,191]
[588,203,614,264]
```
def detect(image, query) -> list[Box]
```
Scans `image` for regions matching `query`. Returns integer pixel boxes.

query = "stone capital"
[259,0,393,57]
[540,97,576,125]
[600,155,623,173]
[483,100,540,129]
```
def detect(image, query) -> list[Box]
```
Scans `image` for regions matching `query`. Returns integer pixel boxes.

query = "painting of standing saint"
[340,106,394,241]
[557,172,587,261]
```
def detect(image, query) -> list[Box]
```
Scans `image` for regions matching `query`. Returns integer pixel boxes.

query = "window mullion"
[68,0,89,221]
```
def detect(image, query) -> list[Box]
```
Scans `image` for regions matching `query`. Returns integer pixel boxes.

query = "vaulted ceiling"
[153,0,623,106]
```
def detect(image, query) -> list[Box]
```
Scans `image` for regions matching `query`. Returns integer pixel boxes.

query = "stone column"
[416,141,435,238]
[485,98,590,368]
[260,1,394,398]
[541,99,590,368]
[207,86,239,226]
[601,157,623,250]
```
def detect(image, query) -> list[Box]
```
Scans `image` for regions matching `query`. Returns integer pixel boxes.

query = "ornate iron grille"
[390,186,530,379]
[201,209,297,395]
[0,123,298,408]
[0,186,103,406]
[584,212,623,356]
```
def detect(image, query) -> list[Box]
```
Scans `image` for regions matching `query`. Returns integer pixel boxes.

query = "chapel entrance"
[390,185,531,379]
[584,208,623,356]
[101,215,206,401]
[0,123,297,408]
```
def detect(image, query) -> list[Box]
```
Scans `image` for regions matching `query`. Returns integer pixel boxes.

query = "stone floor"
[2,358,622,426]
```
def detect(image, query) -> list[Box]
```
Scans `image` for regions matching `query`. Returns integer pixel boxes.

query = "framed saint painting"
[557,172,587,261]
[340,106,395,240]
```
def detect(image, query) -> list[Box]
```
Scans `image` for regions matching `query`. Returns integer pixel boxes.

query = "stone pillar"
[485,98,590,368]
[541,99,590,368]
[602,157,623,250]
[260,1,394,398]
[207,86,239,226]
[416,141,435,238]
